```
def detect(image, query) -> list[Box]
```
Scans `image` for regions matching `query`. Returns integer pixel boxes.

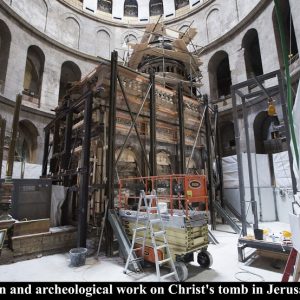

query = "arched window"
[0,20,11,93]
[253,111,284,154]
[242,29,263,79]
[97,0,112,13]
[272,1,298,68]
[26,0,48,31]
[23,46,45,100]
[115,148,139,178]
[124,0,138,17]
[206,9,221,43]
[97,30,111,59]
[175,0,189,10]
[63,17,80,49]
[59,61,82,101]
[149,0,163,16]
[17,120,39,163]
[208,51,232,100]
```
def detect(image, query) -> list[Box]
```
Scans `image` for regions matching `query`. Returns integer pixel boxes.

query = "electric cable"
[234,266,265,282]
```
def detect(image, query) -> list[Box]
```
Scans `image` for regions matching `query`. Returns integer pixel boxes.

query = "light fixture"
[267,98,277,117]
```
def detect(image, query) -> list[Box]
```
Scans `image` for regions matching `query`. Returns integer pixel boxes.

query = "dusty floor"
[0,223,290,282]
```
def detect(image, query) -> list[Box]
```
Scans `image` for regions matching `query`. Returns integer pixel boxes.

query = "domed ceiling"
[76,0,204,23]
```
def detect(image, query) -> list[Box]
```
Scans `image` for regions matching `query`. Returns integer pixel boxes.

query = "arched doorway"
[242,29,263,79]
[59,61,81,102]
[17,120,39,163]
[208,51,232,101]
[23,45,45,102]
[253,111,284,154]
[0,20,11,93]
[116,148,139,179]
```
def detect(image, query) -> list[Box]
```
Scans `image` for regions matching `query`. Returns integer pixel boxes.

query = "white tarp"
[222,154,271,188]
[292,81,300,191]
[1,161,42,179]
[273,151,293,188]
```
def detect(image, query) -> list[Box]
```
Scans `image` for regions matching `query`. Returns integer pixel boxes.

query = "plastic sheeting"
[273,151,292,188]
[222,154,271,188]
[293,81,300,191]
[1,161,42,179]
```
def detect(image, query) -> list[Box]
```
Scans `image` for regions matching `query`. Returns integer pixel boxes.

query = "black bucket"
[69,247,87,267]
[254,229,264,241]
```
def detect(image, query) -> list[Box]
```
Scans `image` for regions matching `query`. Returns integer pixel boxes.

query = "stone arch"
[23,45,45,100]
[62,15,80,49]
[208,50,232,100]
[124,0,138,17]
[122,33,138,62]
[17,119,39,163]
[253,111,282,154]
[59,61,82,101]
[206,8,221,43]
[242,28,263,79]
[0,20,11,93]
[115,147,139,178]
[25,0,48,31]
[96,29,111,59]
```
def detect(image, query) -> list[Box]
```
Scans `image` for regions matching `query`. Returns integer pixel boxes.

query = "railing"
[118,174,208,217]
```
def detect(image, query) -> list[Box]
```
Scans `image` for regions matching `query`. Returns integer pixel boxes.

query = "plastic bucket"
[69,248,87,267]
[254,229,264,241]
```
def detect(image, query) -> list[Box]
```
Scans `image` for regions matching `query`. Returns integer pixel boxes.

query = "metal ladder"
[124,190,179,282]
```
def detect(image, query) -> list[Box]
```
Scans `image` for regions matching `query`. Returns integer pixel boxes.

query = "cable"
[234,266,265,282]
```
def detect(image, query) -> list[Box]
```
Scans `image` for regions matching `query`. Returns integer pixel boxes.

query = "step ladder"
[124,190,179,282]
[282,248,300,282]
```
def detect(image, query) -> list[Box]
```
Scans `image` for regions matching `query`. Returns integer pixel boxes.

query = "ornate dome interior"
[74,0,206,23]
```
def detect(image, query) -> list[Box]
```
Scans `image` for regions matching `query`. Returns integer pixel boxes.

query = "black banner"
[0,282,299,297]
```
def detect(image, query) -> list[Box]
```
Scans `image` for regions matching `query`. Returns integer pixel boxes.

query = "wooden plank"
[256,249,289,261]
[13,219,50,237]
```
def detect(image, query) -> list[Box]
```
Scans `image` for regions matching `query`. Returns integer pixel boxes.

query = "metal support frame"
[78,92,93,248]
[178,82,186,174]
[204,95,216,230]
[42,129,50,177]
[231,70,297,240]
[105,51,118,256]
[215,105,224,210]
[149,71,157,177]
[0,118,6,179]
[116,75,151,172]
[240,94,259,230]
[63,99,73,174]
[6,94,22,179]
